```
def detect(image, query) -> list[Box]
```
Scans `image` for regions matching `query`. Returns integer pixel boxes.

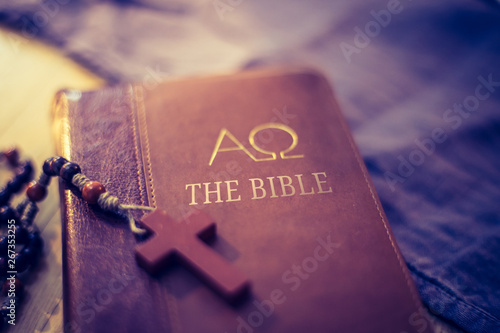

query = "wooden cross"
[135,209,250,304]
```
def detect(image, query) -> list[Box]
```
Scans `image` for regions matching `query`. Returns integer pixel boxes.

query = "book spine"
[51,88,174,333]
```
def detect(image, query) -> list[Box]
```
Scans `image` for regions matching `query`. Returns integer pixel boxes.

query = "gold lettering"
[225,180,241,202]
[209,129,269,166]
[210,124,304,165]
[249,178,266,199]
[277,175,295,197]
[249,123,304,161]
[295,174,315,195]
[203,182,223,204]
[312,172,332,194]
[267,177,278,198]
[185,183,201,205]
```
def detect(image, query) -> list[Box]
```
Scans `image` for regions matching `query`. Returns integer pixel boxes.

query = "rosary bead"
[21,246,38,268]
[6,177,24,194]
[2,278,24,297]
[28,232,43,253]
[14,226,29,245]
[26,181,47,202]
[0,206,17,226]
[25,238,43,267]
[14,253,29,273]
[0,152,44,325]
[19,161,34,183]
[0,310,4,331]
[4,148,19,167]
[82,181,106,204]
[49,156,68,176]
[60,162,81,183]
[0,257,7,276]
[0,302,13,324]
[0,302,12,316]
[0,190,8,206]
[0,237,7,253]
[42,157,56,176]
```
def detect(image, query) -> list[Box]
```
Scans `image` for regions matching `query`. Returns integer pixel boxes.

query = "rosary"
[0,148,42,330]
[0,148,250,327]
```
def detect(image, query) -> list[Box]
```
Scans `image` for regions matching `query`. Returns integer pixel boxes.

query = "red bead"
[4,148,19,167]
[2,277,24,297]
[82,181,106,204]
[26,181,48,202]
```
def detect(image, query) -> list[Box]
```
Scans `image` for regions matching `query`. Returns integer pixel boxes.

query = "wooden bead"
[26,181,47,202]
[14,226,29,245]
[14,253,29,273]
[6,177,24,193]
[0,257,7,276]
[0,190,9,206]
[4,148,19,166]
[19,160,34,182]
[28,232,43,253]
[0,236,7,254]
[60,162,81,183]
[82,181,106,204]
[0,206,17,226]
[42,157,56,176]
[21,246,36,266]
[49,156,68,175]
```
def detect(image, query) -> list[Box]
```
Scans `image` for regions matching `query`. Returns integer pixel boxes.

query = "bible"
[52,68,432,333]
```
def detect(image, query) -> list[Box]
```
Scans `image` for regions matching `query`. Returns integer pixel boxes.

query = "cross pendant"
[135,209,250,304]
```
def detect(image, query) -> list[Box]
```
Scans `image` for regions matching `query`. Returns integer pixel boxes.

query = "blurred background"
[0,0,499,332]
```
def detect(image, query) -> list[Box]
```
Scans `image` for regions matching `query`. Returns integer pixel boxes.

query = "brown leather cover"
[52,68,432,333]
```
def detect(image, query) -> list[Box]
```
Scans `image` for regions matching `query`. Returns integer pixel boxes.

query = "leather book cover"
[52,68,432,333]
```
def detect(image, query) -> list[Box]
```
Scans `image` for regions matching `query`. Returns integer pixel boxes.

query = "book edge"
[328,83,432,329]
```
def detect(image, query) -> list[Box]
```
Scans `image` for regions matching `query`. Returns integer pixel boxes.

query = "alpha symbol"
[209,123,304,165]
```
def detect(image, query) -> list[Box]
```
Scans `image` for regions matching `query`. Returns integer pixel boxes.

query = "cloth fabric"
[1,1,499,332]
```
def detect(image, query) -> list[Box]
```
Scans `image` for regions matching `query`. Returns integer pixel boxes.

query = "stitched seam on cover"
[133,85,182,333]
[129,85,146,208]
[407,263,500,323]
[134,85,157,208]
[336,99,423,312]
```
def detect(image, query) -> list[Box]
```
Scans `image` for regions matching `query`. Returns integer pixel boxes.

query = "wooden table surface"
[0,25,462,333]
[0,26,104,332]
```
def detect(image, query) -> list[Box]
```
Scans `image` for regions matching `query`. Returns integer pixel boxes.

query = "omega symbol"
[209,123,304,166]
